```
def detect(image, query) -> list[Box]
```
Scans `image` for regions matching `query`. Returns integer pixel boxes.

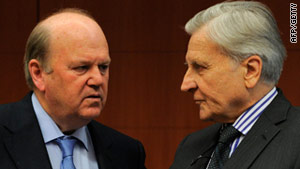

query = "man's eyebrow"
[193,60,209,66]
[77,60,92,65]
[75,59,111,65]
[102,59,111,64]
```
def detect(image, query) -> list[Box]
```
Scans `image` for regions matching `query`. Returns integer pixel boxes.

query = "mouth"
[85,94,102,101]
[194,100,204,104]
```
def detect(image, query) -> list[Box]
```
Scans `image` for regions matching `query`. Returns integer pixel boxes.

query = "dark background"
[1,0,299,168]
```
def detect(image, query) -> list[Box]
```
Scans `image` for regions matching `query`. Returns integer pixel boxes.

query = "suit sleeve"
[136,140,146,169]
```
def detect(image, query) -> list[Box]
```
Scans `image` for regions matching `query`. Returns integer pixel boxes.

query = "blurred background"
[0,0,299,168]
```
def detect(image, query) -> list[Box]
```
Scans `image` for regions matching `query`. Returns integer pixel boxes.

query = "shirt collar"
[31,93,90,151]
[232,87,278,135]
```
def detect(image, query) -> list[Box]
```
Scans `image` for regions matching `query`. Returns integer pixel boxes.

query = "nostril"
[187,88,196,93]
[89,84,100,90]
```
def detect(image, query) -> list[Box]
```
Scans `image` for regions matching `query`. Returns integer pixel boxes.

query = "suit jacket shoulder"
[170,89,300,169]
[0,93,36,128]
[88,121,146,169]
[0,93,147,169]
[225,90,300,169]
[170,123,221,169]
[0,92,52,169]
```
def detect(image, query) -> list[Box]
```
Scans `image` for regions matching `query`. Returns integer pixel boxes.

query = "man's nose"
[181,71,197,92]
[87,67,105,87]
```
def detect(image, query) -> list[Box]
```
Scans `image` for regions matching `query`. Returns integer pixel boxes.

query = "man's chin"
[199,116,214,122]
[198,110,213,121]
[79,108,102,120]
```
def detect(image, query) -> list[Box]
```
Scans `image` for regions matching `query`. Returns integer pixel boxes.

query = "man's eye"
[99,64,109,74]
[191,62,207,71]
[192,63,205,70]
[74,66,89,73]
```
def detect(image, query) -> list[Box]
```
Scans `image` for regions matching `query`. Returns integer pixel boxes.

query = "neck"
[63,130,76,135]
[33,89,87,133]
[248,82,275,105]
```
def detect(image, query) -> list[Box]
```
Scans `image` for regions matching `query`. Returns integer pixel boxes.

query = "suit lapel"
[224,114,280,169]
[3,124,52,169]
[190,123,221,169]
[88,121,115,169]
[224,90,289,169]
[191,141,219,169]
[2,93,52,169]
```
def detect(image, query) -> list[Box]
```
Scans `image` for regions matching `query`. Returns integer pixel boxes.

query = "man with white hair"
[0,8,146,169]
[170,1,300,169]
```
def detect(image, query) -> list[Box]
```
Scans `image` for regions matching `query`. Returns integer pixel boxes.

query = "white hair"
[185,1,286,84]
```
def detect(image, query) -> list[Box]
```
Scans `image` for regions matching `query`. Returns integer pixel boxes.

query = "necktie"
[55,136,78,169]
[207,125,241,169]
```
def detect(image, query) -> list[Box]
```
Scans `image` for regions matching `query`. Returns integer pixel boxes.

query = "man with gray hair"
[170,1,300,169]
[0,8,146,169]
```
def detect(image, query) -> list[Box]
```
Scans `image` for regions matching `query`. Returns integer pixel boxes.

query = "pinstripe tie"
[207,125,241,169]
[55,136,78,169]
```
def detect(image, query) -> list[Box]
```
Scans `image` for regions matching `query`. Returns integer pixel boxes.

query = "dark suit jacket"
[170,90,300,169]
[0,92,146,169]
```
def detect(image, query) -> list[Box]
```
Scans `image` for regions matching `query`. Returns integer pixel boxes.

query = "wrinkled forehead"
[186,26,238,67]
[187,26,221,55]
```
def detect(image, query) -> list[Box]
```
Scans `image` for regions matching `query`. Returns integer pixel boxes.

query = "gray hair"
[24,8,94,89]
[185,1,286,84]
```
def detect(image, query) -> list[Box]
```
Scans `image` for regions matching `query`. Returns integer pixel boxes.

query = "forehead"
[45,13,109,62]
[48,14,106,45]
[186,27,224,63]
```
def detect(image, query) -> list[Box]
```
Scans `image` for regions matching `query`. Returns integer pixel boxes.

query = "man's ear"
[28,59,46,91]
[242,55,262,89]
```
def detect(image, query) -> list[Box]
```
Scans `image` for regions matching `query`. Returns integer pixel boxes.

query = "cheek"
[197,75,231,105]
[197,74,223,94]
[44,73,64,94]
[211,71,241,92]
[102,75,109,90]
[56,74,88,99]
